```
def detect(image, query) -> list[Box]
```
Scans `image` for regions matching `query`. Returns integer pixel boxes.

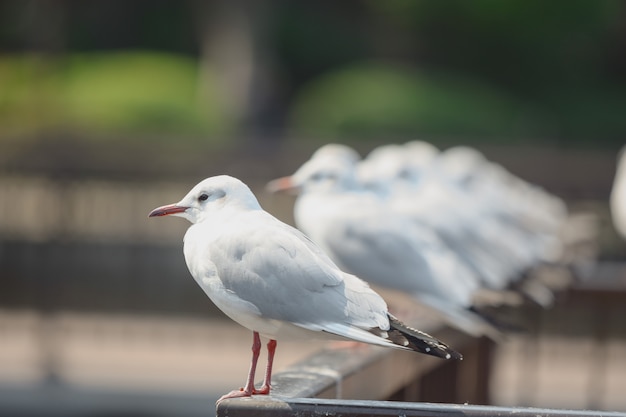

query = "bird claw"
[217,385,271,403]
[253,384,271,395]
[217,388,252,402]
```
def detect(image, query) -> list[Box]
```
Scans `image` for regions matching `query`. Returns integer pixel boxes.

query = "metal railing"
[216,271,626,417]
[215,328,625,417]
[218,397,626,417]
[240,328,493,403]
[216,328,625,417]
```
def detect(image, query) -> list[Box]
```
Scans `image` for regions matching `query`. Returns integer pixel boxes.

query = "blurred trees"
[0,0,624,146]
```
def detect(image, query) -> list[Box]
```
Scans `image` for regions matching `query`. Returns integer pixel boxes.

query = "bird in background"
[430,145,597,293]
[361,143,565,284]
[358,142,578,305]
[268,141,596,337]
[267,145,507,340]
[611,146,626,241]
[357,142,527,291]
[362,141,595,288]
[149,175,461,402]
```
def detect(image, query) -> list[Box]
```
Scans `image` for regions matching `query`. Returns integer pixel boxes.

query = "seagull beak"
[148,204,189,217]
[266,176,301,195]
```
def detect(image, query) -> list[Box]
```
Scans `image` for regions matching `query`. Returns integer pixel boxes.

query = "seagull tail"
[386,314,463,360]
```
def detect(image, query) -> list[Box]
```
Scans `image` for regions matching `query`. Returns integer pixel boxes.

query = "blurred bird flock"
[1,0,626,415]
[268,142,599,340]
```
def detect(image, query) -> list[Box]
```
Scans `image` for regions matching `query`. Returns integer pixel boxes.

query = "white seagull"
[268,151,505,340]
[611,146,626,240]
[148,175,461,402]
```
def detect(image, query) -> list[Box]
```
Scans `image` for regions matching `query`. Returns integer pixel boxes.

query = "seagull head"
[267,145,361,195]
[358,142,439,190]
[434,146,488,188]
[148,175,261,224]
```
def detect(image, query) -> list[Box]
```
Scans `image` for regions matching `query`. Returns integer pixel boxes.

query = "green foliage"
[544,87,626,141]
[289,63,546,140]
[0,52,230,139]
[286,1,626,145]
[0,55,60,134]
[1,2,625,145]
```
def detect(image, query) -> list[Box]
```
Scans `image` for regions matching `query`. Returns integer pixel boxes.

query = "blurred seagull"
[358,143,517,289]
[268,148,505,340]
[436,145,598,288]
[436,146,567,246]
[359,142,595,302]
[148,175,461,402]
[357,141,440,195]
[611,146,626,240]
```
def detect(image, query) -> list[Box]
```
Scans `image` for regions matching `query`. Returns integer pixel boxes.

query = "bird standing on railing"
[148,175,461,402]
[359,143,566,290]
[268,142,598,338]
[357,142,522,290]
[267,146,507,340]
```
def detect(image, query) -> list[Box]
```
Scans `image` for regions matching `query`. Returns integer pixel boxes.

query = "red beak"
[266,176,301,194]
[148,204,188,217]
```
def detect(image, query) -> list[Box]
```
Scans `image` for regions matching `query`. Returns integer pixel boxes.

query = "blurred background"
[0,0,625,416]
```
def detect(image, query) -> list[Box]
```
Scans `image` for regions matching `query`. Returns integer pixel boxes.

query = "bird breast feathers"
[179,197,390,335]
[185,212,379,320]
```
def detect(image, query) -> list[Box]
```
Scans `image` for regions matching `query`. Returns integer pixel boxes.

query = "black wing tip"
[444,349,464,361]
[387,314,463,360]
[415,339,463,361]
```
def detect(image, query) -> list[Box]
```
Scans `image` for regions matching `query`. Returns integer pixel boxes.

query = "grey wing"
[211,215,389,332]
[323,216,434,293]
[326,217,480,307]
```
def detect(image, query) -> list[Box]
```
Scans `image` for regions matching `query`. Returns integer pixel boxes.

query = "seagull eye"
[398,168,412,179]
[311,172,335,182]
[198,193,209,202]
[310,173,323,181]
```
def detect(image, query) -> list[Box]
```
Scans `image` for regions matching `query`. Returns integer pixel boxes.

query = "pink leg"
[256,339,277,395]
[218,331,262,402]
